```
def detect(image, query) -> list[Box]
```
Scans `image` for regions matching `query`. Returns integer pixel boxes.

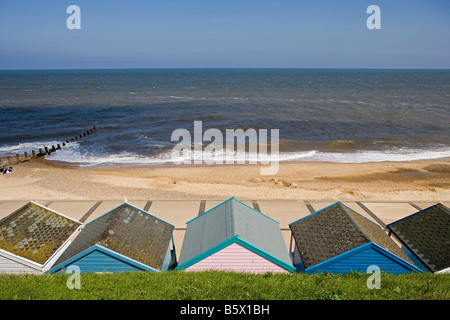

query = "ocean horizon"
[1,68,449,167]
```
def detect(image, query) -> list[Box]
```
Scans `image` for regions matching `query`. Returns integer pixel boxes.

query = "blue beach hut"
[49,202,176,273]
[289,202,422,274]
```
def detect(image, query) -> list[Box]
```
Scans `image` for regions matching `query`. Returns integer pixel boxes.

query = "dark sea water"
[0,69,449,167]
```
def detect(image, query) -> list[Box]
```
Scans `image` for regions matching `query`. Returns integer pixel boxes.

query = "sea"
[0,68,449,167]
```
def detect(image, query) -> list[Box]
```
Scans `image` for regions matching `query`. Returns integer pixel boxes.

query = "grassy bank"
[0,271,449,300]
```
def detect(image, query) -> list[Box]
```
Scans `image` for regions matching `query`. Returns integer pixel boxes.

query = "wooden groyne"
[0,124,97,168]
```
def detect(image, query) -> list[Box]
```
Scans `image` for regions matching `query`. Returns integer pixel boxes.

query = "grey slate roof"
[388,203,450,272]
[289,202,414,269]
[178,197,291,266]
[54,203,174,270]
[0,202,81,265]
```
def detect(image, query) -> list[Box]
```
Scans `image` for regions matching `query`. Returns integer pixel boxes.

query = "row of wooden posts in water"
[1,124,96,166]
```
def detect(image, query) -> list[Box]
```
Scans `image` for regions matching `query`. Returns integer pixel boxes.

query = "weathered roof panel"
[0,202,81,265]
[289,202,416,269]
[289,203,369,268]
[344,206,414,264]
[54,203,174,270]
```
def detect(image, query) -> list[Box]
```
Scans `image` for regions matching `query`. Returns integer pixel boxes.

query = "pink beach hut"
[175,197,295,273]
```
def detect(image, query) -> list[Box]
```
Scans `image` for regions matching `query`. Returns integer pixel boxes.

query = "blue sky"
[0,0,449,69]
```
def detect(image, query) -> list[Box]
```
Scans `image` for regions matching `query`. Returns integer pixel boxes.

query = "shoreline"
[1,157,449,202]
[44,154,450,170]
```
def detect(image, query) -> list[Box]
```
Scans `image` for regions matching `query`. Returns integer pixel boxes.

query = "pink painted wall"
[185,243,290,273]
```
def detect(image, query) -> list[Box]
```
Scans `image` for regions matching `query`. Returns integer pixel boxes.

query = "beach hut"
[289,202,422,274]
[49,202,176,273]
[0,202,82,274]
[387,203,450,273]
[176,197,295,273]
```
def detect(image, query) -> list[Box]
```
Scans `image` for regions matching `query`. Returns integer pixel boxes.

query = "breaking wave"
[42,144,450,168]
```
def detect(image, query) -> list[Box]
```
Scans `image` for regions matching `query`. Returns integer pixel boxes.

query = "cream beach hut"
[0,202,82,274]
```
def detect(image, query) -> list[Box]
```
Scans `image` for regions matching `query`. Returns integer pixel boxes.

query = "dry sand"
[1,158,449,202]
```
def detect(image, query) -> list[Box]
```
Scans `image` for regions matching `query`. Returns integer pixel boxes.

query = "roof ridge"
[289,201,341,226]
[86,202,123,226]
[232,197,280,224]
[338,203,371,242]
[186,197,235,224]
[230,199,237,237]
[86,202,174,228]
[388,202,449,226]
[123,202,175,227]
[436,203,450,216]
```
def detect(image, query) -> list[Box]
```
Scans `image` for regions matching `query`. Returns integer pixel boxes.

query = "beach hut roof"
[289,202,414,269]
[0,201,81,266]
[387,203,450,273]
[53,202,175,271]
[177,197,293,271]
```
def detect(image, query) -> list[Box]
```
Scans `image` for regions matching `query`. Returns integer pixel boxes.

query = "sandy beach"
[1,158,449,202]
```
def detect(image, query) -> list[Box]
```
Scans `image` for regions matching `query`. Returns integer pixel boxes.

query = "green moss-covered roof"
[54,203,174,270]
[0,202,81,265]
